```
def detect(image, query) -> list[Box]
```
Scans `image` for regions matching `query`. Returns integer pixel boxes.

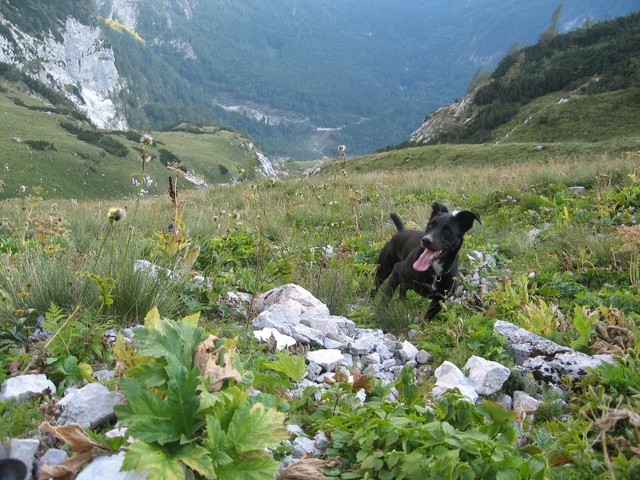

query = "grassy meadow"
[1,132,640,477]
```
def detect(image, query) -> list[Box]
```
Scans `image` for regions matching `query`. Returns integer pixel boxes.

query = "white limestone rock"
[8,438,39,480]
[306,349,344,372]
[76,452,149,480]
[253,327,296,350]
[432,361,478,403]
[256,284,325,316]
[0,374,56,402]
[513,391,541,420]
[398,340,419,363]
[464,355,511,395]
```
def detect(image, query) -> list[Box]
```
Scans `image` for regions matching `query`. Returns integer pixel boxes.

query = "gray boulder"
[494,320,613,384]
[513,391,541,420]
[256,284,325,316]
[58,383,126,429]
[8,438,39,480]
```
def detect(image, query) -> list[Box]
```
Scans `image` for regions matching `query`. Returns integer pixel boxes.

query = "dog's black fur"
[372,202,481,320]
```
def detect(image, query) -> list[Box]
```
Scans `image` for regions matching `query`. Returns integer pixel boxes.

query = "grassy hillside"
[0,74,265,201]
[491,87,640,144]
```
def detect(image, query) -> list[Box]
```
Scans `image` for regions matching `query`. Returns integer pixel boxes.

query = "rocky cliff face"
[0,15,127,130]
[95,0,199,59]
[410,91,475,145]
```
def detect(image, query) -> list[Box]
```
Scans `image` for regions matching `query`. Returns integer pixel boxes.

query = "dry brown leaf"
[195,335,242,391]
[40,422,110,479]
[595,409,640,432]
[278,458,338,480]
[590,340,625,356]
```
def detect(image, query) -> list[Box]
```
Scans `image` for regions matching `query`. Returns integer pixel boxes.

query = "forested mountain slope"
[409,11,640,147]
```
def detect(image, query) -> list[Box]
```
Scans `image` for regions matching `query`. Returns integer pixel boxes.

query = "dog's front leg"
[424,297,443,320]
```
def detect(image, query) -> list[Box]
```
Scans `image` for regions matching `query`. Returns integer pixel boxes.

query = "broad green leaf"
[165,357,203,438]
[122,441,186,480]
[204,416,233,467]
[181,311,200,327]
[263,351,307,383]
[226,402,288,454]
[114,378,178,445]
[214,454,280,480]
[173,443,216,479]
[127,362,168,388]
[136,319,207,369]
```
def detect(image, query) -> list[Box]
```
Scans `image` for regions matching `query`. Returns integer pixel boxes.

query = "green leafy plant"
[46,355,93,395]
[321,389,547,479]
[256,350,307,391]
[0,398,42,440]
[114,310,289,480]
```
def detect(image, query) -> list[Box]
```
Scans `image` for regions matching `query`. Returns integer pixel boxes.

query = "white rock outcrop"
[0,16,127,129]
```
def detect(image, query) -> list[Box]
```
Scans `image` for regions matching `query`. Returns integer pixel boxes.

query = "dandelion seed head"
[17,185,26,194]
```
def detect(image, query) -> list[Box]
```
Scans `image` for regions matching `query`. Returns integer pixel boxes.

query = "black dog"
[372,202,481,320]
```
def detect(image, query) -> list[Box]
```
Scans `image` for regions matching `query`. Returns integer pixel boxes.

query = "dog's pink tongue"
[413,249,437,272]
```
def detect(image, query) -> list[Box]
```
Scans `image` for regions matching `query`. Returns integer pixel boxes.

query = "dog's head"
[413,202,481,272]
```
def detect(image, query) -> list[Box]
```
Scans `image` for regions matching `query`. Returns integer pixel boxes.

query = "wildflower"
[140,134,154,146]
[19,291,30,297]
[107,207,127,222]
[17,185,26,194]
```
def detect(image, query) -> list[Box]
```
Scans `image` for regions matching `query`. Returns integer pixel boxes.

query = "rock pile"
[252,284,433,394]
[0,282,616,479]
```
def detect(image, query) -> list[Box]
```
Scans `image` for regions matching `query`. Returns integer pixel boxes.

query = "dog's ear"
[455,211,481,232]
[430,202,449,217]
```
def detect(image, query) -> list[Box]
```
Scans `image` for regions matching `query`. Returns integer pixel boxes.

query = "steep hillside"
[410,12,640,147]
[0,68,273,201]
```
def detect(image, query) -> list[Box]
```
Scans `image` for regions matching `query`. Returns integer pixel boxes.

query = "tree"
[539,4,564,43]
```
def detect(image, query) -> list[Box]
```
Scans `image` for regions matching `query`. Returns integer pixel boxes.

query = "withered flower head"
[108,207,127,223]
[140,134,154,146]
